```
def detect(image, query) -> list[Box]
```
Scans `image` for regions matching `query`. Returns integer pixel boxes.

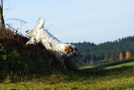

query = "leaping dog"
[25,18,78,69]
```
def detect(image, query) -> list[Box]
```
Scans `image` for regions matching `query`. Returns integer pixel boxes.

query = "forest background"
[73,36,134,64]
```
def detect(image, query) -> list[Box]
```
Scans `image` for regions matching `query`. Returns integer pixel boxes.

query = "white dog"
[25,18,78,69]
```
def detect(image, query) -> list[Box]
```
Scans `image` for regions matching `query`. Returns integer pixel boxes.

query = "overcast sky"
[3,0,134,44]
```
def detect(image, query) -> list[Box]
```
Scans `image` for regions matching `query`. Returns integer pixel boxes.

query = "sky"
[3,0,134,44]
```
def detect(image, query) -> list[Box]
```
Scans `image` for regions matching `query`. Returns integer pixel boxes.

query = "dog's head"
[64,45,79,58]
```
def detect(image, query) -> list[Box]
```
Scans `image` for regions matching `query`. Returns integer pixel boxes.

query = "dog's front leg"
[59,57,67,69]
[61,59,67,69]
[55,53,67,69]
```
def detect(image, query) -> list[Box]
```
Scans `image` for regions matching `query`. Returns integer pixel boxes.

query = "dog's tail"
[35,18,45,29]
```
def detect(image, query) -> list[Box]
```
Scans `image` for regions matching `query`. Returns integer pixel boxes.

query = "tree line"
[73,36,134,63]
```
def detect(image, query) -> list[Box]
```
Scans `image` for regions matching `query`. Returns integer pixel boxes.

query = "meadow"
[0,61,134,90]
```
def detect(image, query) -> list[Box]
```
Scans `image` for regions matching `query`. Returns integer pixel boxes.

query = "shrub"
[0,47,7,60]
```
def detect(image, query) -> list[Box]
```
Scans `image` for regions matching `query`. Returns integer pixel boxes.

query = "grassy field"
[0,62,134,90]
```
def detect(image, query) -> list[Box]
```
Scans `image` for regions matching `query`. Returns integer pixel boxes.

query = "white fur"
[26,18,77,69]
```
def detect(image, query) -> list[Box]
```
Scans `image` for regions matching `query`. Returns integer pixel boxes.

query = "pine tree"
[125,51,131,59]
[119,52,123,61]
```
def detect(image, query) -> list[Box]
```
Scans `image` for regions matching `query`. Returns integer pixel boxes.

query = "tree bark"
[0,0,5,30]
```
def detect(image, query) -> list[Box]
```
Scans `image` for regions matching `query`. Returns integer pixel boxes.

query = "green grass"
[105,61,134,69]
[80,59,134,70]
[1,62,134,90]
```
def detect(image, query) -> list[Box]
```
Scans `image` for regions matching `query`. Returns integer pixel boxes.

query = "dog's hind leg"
[26,37,36,45]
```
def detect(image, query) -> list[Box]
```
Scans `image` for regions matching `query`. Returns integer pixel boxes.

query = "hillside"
[0,30,77,76]
[73,36,134,63]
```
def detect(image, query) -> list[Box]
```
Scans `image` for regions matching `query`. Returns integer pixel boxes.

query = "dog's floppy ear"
[35,18,45,29]
[64,45,73,54]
